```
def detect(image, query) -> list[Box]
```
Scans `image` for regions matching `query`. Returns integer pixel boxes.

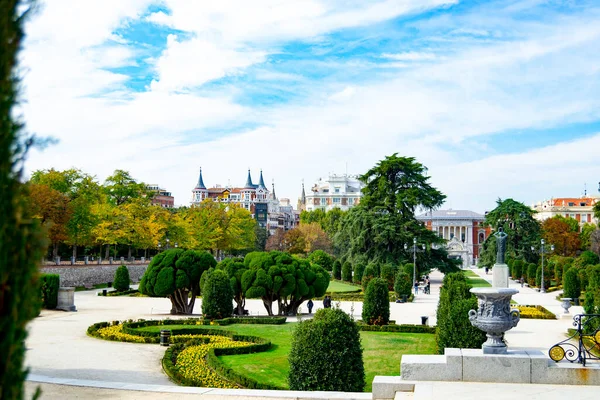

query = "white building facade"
[531,194,600,227]
[302,174,363,212]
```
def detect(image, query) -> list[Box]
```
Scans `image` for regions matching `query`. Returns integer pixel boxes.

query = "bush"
[288,308,365,392]
[40,274,60,309]
[535,265,551,289]
[435,272,485,353]
[394,271,412,298]
[563,267,581,299]
[113,265,130,292]
[361,263,377,291]
[353,262,365,284]
[202,270,233,319]
[527,263,537,286]
[308,250,334,271]
[512,260,524,280]
[380,264,396,291]
[402,263,414,277]
[341,261,352,282]
[362,278,390,325]
[332,260,342,280]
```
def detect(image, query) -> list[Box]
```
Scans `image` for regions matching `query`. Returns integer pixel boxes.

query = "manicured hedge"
[40,274,60,309]
[516,305,556,320]
[113,265,130,292]
[97,289,139,297]
[357,323,435,334]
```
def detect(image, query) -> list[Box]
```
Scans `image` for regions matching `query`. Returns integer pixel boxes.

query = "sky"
[19,0,600,213]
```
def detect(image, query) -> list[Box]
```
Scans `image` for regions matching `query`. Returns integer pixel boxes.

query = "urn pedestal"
[469,288,520,354]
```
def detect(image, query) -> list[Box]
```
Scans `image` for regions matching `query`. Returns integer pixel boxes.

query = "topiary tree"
[527,263,537,286]
[1,2,47,397]
[307,249,334,271]
[332,259,342,280]
[563,267,581,300]
[394,271,412,299]
[202,269,233,319]
[341,261,352,282]
[512,259,523,280]
[40,274,60,309]
[353,262,365,284]
[288,308,365,392]
[113,265,130,292]
[435,272,486,353]
[361,263,377,291]
[380,263,396,291]
[362,278,390,325]
[139,249,216,314]
[217,257,247,315]
[535,264,551,289]
[402,263,414,277]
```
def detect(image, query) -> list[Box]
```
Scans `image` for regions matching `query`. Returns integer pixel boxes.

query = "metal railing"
[42,256,151,266]
[549,314,600,366]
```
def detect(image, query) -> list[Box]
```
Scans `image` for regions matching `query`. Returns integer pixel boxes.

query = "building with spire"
[299,174,363,212]
[190,168,297,232]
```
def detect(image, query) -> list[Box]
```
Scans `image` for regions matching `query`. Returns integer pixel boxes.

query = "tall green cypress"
[1,1,46,398]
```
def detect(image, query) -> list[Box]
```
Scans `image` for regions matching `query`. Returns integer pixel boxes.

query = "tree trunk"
[262,299,273,316]
[169,289,193,314]
[72,245,77,260]
[127,245,132,261]
[105,244,110,260]
[52,242,58,260]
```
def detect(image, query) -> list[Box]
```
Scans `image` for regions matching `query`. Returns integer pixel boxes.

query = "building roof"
[416,209,485,220]
[244,169,256,189]
[545,197,598,207]
[195,167,207,190]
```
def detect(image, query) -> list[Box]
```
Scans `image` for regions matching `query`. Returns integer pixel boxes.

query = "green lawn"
[326,280,362,293]
[137,323,436,392]
[462,270,492,288]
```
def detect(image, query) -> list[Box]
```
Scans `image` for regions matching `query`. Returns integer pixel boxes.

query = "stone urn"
[468,288,520,354]
[560,298,572,314]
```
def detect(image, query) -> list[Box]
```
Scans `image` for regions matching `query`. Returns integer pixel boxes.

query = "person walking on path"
[307,299,314,314]
[414,282,419,295]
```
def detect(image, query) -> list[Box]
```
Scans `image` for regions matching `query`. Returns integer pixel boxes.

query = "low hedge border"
[357,323,435,334]
[97,289,139,297]
[87,320,158,343]
[205,335,282,390]
[516,305,556,320]
[316,292,400,302]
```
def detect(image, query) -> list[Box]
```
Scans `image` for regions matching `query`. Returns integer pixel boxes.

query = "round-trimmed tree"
[380,263,396,291]
[563,267,581,300]
[288,308,365,392]
[332,259,342,280]
[361,263,377,291]
[113,265,130,292]
[139,249,216,314]
[362,278,390,325]
[202,269,233,319]
[394,271,412,299]
[341,261,352,282]
[353,262,365,284]
[308,250,334,271]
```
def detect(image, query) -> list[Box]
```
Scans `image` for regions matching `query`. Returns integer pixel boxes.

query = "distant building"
[147,184,174,208]
[417,209,490,268]
[190,168,296,233]
[532,192,600,227]
[299,174,363,212]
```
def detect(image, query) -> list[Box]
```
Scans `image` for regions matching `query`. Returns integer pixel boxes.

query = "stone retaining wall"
[40,265,149,288]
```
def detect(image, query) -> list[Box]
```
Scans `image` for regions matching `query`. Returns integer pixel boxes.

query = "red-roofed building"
[532,195,600,226]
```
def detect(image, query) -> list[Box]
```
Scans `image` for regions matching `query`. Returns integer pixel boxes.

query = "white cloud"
[382,52,438,61]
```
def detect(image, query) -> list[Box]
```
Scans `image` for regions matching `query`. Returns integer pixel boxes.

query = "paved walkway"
[24,269,595,399]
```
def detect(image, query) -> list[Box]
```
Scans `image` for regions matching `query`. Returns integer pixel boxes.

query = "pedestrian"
[520,276,525,288]
[326,296,332,308]
[485,267,489,275]
[426,277,431,295]
[307,299,314,314]
[414,281,419,295]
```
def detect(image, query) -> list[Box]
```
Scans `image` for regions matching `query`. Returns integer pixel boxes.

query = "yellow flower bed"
[96,324,147,343]
[516,305,556,320]
[175,335,252,388]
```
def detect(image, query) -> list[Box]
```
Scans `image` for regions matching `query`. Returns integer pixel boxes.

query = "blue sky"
[21,0,600,212]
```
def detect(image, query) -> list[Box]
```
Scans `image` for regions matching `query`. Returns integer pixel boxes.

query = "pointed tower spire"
[258,169,266,188]
[271,179,277,200]
[244,169,254,188]
[196,167,206,189]
[301,180,306,204]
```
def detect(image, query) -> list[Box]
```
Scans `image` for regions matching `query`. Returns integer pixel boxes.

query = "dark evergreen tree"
[362,278,390,325]
[341,261,352,282]
[113,265,130,292]
[332,259,342,280]
[202,269,234,319]
[1,2,47,397]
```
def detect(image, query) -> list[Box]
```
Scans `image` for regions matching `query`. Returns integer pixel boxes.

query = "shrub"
[394,271,412,298]
[362,278,390,325]
[512,260,524,280]
[574,251,600,269]
[435,272,485,353]
[332,260,342,280]
[113,265,130,292]
[402,263,414,277]
[40,274,60,309]
[535,265,551,289]
[308,250,334,271]
[380,264,396,291]
[202,270,233,320]
[563,267,581,299]
[578,267,590,292]
[527,263,537,286]
[341,261,352,282]
[288,308,365,392]
[353,262,365,284]
[361,263,377,291]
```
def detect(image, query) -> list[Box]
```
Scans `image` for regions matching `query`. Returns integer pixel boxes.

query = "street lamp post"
[531,239,554,293]
[166,238,170,250]
[405,238,426,295]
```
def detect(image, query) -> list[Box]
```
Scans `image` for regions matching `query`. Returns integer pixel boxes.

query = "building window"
[461,233,465,242]
[348,198,354,205]
[334,187,340,193]
[582,214,588,223]
[333,197,341,204]
[580,202,586,206]
[568,202,575,207]
[321,198,326,205]
[478,232,485,244]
